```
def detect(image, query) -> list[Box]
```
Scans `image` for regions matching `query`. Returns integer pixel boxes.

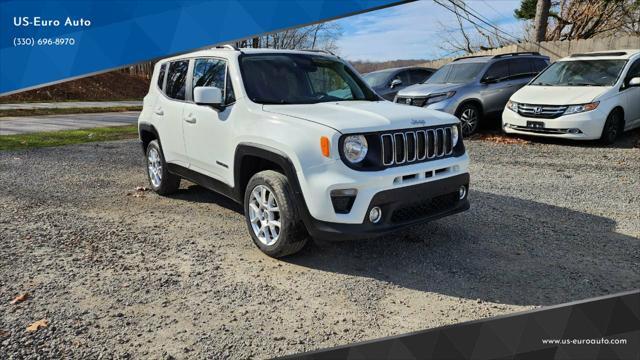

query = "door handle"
[154,107,164,116]
[184,114,197,124]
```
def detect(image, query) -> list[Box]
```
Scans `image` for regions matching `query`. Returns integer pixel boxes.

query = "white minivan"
[502,49,640,143]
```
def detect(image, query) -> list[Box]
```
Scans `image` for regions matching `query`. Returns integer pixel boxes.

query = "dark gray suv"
[395,52,549,136]
[363,66,435,101]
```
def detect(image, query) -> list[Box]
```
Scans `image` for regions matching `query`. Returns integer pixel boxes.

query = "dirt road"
[1,135,638,358]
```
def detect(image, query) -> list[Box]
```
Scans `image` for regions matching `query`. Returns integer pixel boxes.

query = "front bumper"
[303,173,470,240]
[298,152,469,224]
[502,108,606,140]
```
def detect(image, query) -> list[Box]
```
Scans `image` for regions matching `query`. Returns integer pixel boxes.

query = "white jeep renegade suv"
[138,46,470,257]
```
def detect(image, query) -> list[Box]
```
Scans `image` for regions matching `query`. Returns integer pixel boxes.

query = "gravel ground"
[1,132,639,359]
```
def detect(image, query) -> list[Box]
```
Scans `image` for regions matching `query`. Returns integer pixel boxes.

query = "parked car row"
[364,49,640,144]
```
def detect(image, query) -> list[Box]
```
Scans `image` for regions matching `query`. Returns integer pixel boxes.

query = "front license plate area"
[526,121,545,129]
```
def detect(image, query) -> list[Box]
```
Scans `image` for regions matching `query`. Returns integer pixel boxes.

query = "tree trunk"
[534,0,551,42]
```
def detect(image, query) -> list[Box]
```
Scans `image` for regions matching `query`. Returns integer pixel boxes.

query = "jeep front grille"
[517,104,567,119]
[381,127,453,166]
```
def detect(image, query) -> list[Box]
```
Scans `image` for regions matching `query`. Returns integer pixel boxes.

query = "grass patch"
[0,106,142,118]
[0,125,138,151]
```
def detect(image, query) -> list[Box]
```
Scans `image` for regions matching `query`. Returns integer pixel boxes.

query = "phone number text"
[13,37,76,46]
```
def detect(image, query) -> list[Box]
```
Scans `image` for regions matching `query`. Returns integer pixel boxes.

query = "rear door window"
[165,60,189,100]
[157,63,166,90]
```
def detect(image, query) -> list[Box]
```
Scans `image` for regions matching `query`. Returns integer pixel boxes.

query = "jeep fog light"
[458,186,467,200]
[369,206,382,223]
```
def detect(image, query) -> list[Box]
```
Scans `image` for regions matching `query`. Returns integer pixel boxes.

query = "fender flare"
[138,122,161,153]
[234,143,314,227]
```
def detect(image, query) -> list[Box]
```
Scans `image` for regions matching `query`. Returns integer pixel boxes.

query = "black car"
[363,66,435,101]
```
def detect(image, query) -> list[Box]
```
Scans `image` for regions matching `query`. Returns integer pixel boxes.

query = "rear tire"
[455,103,481,136]
[145,140,180,195]
[244,170,309,258]
[599,110,623,145]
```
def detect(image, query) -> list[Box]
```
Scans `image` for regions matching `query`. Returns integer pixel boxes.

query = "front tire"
[244,170,308,258]
[456,103,481,136]
[599,110,623,145]
[145,140,180,195]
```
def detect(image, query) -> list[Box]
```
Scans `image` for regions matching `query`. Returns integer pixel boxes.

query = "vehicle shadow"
[169,184,243,213]
[286,190,639,307]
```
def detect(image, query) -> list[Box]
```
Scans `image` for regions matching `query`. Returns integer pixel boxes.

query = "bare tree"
[438,0,511,55]
[236,23,342,52]
[516,0,640,41]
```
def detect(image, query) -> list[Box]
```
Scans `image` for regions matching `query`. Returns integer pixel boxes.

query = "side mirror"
[482,76,498,84]
[390,79,402,88]
[194,86,223,107]
[628,77,640,87]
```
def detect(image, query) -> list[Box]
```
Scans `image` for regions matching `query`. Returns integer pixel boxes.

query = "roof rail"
[492,52,542,58]
[215,44,240,51]
[570,51,627,57]
[301,48,337,56]
[452,54,490,62]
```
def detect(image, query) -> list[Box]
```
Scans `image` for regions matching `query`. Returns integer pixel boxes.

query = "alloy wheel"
[147,147,162,188]
[460,108,479,136]
[248,185,281,246]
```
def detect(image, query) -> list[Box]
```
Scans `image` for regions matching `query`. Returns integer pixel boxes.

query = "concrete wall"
[420,36,640,69]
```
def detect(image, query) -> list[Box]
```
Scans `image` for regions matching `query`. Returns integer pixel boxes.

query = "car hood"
[510,85,610,105]
[397,83,464,97]
[262,101,459,133]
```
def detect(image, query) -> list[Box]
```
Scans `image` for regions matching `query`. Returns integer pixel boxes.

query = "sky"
[331,0,525,61]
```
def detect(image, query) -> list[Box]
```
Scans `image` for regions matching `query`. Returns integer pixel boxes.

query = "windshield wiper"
[566,83,599,86]
[252,98,292,105]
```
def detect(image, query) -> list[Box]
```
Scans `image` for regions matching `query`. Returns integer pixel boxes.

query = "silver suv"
[395,52,549,136]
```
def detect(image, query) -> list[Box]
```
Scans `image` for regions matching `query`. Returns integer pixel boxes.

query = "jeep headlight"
[425,91,455,106]
[451,125,459,146]
[343,135,368,163]
[564,102,599,115]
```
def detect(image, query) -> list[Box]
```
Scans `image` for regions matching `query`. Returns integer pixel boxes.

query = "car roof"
[365,66,434,75]
[559,49,640,61]
[158,47,339,63]
[452,52,549,64]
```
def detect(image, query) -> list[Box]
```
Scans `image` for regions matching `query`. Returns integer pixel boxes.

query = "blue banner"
[0,0,406,94]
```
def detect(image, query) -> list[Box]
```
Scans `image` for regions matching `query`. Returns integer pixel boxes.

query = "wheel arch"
[455,98,484,117]
[610,106,626,129]
[234,143,302,201]
[138,122,160,153]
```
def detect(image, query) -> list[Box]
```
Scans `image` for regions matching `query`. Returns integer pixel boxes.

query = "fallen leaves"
[26,319,48,332]
[10,293,29,304]
[473,133,531,145]
[126,185,150,198]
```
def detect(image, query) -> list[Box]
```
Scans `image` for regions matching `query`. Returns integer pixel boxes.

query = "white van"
[502,50,640,143]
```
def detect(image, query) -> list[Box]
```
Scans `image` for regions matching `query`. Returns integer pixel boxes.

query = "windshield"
[239,53,378,104]
[363,70,392,87]
[531,60,626,86]
[426,62,485,84]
